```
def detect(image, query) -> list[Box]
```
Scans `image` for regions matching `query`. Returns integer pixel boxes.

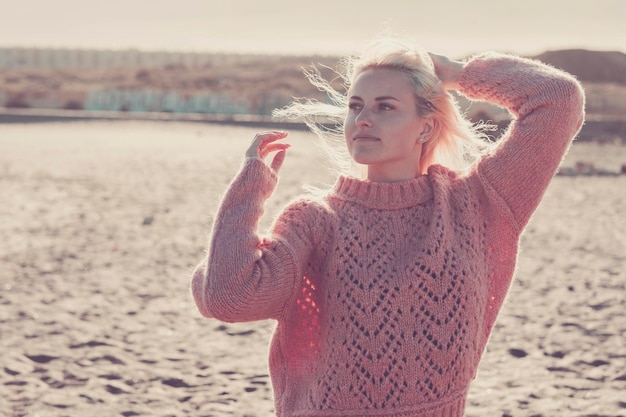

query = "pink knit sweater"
[192,53,585,417]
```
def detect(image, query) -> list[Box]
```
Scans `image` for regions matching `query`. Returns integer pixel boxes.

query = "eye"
[348,102,362,111]
[378,102,395,111]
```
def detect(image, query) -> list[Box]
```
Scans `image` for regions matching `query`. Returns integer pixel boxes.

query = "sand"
[1,120,625,417]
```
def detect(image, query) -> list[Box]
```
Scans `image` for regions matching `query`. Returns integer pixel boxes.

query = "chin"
[352,157,379,166]
[350,151,378,166]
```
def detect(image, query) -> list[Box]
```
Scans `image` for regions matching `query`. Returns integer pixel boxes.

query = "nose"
[355,107,372,128]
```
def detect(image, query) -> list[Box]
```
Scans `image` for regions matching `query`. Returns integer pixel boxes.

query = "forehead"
[349,68,414,98]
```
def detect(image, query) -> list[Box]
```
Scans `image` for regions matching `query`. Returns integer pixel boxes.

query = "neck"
[365,164,421,183]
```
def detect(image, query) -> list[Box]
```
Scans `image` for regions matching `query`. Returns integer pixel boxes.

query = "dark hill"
[532,49,626,84]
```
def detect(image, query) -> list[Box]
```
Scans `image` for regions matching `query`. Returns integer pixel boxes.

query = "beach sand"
[1,121,625,416]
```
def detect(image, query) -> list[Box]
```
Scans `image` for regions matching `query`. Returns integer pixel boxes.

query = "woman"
[191,38,585,416]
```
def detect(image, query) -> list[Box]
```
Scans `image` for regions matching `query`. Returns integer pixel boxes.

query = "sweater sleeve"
[191,158,316,323]
[459,52,585,229]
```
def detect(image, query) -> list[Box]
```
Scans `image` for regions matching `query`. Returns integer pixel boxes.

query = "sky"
[1,0,624,58]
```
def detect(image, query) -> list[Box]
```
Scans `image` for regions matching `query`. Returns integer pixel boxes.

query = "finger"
[258,131,288,152]
[257,130,288,147]
[270,149,287,173]
[246,131,288,158]
[259,143,291,159]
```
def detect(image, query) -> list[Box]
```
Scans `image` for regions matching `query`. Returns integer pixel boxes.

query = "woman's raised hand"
[428,52,464,91]
[245,131,291,173]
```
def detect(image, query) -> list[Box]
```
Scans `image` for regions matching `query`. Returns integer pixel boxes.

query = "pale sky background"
[1,0,624,58]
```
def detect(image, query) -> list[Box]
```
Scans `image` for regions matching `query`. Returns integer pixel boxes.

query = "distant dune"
[533,49,626,84]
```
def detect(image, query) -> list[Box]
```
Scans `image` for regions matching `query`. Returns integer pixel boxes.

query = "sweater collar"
[331,174,434,209]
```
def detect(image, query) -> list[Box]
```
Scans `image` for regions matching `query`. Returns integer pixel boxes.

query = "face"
[345,68,431,182]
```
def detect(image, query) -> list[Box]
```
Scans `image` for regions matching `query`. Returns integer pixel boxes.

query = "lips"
[353,134,380,142]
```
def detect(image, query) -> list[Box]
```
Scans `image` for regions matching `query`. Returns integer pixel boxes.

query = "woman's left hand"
[428,53,464,91]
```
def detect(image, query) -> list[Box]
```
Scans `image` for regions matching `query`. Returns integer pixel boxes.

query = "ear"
[421,118,434,138]
[417,118,434,143]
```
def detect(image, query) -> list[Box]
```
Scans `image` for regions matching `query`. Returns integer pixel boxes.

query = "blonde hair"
[273,37,495,176]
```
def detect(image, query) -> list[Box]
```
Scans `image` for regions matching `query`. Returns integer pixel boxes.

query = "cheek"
[396,119,422,142]
[344,132,354,155]
[343,119,355,142]
[344,114,355,130]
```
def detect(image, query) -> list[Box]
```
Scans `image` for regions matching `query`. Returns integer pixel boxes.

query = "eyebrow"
[349,95,400,102]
